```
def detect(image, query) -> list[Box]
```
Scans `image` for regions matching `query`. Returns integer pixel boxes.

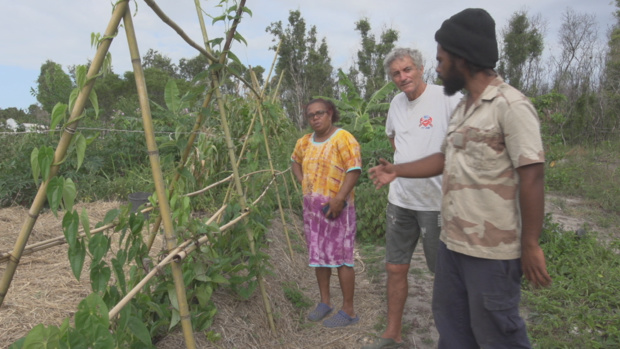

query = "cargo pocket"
[483,291,525,335]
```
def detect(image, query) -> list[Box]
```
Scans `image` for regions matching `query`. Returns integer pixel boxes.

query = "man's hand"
[368,158,397,189]
[521,244,552,288]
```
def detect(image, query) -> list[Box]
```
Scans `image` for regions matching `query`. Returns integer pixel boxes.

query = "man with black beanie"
[369,8,552,348]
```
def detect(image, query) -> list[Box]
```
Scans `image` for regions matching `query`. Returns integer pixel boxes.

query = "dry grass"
[0,203,387,348]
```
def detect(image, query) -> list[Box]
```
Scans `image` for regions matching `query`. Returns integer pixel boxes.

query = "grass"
[358,244,385,284]
[355,141,620,348]
[282,281,313,310]
[524,216,620,348]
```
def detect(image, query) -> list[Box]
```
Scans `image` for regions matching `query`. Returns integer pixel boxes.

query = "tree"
[498,10,544,94]
[542,8,611,144]
[142,49,179,78]
[266,10,335,127]
[602,0,620,138]
[178,54,210,81]
[348,18,398,101]
[552,9,600,98]
[33,60,73,113]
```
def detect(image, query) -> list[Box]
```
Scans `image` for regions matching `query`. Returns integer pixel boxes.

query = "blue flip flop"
[307,302,333,321]
[322,310,359,328]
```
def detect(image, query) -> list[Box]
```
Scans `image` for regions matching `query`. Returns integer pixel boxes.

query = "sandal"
[307,302,333,322]
[322,310,359,328]
[361,337,404,349]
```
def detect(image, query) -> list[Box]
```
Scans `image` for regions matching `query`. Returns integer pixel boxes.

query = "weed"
[524,215,620,347]
[409,267,425,278]
[282,282,313,310]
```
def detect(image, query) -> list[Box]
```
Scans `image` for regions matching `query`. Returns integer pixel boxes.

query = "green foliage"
[524,215,620,348]
[34,60,74,113]
[544,141,620,215]
[499,10,543,93]
[0,133,55,206]
[282,282,312,310]
[266,10,336,126]
[348,18,399,101]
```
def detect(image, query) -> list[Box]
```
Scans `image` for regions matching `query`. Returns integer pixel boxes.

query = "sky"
[0,0,616,110]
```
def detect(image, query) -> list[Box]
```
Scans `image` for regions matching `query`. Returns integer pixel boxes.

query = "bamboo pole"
[0,0,130,308]
[109,166,280,320]
[193,0,276,333]
[249,70,294,260]
[122,9,196,348]
[0,223,115,264]
[0,170,280,264]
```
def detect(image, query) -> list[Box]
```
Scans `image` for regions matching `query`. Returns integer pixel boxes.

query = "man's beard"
[442,64,465,96]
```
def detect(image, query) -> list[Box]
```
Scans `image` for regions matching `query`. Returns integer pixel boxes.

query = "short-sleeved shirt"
[291,128,362,267]
[386,84,462,211]
[440,77,544,260]
[292,129,362,201]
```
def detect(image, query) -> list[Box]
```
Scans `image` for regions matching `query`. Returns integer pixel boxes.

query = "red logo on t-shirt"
[419,115,433,129]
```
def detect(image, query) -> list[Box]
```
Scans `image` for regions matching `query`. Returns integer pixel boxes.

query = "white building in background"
[5,118,18,131]
[2,118,48,133]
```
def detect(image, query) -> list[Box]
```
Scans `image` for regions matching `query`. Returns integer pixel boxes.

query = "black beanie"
[435,8,498,68]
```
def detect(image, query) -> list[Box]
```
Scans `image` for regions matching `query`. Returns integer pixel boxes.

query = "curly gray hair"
[383,47,424,77]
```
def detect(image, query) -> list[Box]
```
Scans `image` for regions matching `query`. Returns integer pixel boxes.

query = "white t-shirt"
[386,84,462,211]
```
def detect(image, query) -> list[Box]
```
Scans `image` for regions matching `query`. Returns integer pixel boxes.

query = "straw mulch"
[0,201,122,346]
[0,203,380,348]
[0,202,438,348]
[155,211,388,349]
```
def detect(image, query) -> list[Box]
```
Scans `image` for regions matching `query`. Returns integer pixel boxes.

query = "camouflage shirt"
[440,77,545,260]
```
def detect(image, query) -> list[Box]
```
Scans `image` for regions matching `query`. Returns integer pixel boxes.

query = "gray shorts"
[385,202,441,272]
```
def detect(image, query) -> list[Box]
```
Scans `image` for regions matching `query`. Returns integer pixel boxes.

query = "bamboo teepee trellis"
[1,0,303,346]
[0,0,131,307]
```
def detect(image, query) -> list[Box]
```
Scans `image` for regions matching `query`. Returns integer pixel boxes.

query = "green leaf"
[62,178,76,212]
[211,15,226,24]
[83,323,115,349]
[368,80,397,107]
[167,283,179,310]
[233,32,248,46]
[210,274,230,285]
[169,309,180,330]
[90,261,111,294]
[75,293,109,328]
[241,7,252,16]
[164,79,180,113]
[81,208,91,239]
[207,63,224,72]
[74,133,87,171]
[89,233,110,263]
[31,148,40,185]
[226,51,242,66]
[195,285,213,307]
[111,257,126,294]
[102,209,119,225]
[21,324,61,349]
[50,103,67,131]
[128,316,152,345]
[38,146,55,182]
[75,65,87,88]
[68,88,79,114]
[68,239,86,280]
[62,209,79,246]
[89,89,99,118]
[46,177,64,216]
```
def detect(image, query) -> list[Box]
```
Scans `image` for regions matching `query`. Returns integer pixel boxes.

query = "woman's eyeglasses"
[306,110,328,119]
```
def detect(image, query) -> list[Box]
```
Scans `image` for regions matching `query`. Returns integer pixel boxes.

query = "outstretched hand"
[368,158,397,189]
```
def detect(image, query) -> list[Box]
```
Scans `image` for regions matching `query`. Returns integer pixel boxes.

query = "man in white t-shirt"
[363,47,461,349]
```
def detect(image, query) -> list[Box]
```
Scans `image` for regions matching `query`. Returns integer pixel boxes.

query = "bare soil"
[0,194,616,348]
